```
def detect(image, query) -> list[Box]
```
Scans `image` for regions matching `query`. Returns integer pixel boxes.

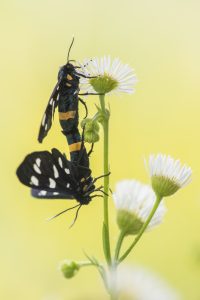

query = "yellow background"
[1,0,200,299]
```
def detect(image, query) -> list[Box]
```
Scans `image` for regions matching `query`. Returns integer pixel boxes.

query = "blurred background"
[1,0,200,299]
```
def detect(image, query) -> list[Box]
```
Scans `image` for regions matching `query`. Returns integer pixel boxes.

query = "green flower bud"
[81,118,100,143]
[117,210,144,235]
[81,118,100,133]
[84,131,99,143]
[60,260,80,279]
[89,74,118,94]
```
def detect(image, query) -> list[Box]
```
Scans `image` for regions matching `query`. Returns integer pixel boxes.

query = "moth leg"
[87,143,94,157]
[78,97,88,118]
[75,72,97,79]
[78,92,104,96]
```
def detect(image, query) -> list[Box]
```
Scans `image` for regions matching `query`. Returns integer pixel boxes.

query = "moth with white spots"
[37,38,91,144]
[16,148,105,205]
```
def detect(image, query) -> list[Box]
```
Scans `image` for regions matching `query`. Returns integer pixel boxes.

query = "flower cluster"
[113,154,192,235]
[59,55,192,299]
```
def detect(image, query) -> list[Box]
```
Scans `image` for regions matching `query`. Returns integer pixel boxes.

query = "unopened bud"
[60,260,80,279]
[81,118,100,143]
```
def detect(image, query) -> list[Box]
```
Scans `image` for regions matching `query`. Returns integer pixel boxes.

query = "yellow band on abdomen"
[59,111,76,120]
[69,142,82,152]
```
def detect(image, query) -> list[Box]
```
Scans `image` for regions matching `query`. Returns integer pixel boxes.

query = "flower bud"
[84,131,99,143]
[81,118,100,143]
[81,118,100,132]
[60,260,80,279]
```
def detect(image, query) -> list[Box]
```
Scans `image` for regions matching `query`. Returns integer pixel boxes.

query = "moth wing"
[16,149,74,197]
[31,188,74,199]
[38,81,60,143]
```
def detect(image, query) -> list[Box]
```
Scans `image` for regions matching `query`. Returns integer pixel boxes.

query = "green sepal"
[102,222,111,264]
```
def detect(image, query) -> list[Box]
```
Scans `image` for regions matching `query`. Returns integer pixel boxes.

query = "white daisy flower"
[113,180,166,235]
[148,154,192,197]
[79,56,137,94]
[108,265,181,300]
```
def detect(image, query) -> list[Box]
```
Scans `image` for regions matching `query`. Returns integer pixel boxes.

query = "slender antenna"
[67,37,75,62]
[47,203,80,221]
[69,204,82,228]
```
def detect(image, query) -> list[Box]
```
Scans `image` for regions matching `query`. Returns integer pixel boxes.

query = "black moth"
[16,148,106,222]
[38,38,93,144]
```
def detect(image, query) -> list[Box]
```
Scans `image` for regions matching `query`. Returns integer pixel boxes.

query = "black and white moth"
[16,148,105,206]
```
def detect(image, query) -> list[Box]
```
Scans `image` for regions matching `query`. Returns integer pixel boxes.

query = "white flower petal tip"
[79,56,137,95]
[113,180,166,235]
[148,154,192,197]
[108,265,181,300]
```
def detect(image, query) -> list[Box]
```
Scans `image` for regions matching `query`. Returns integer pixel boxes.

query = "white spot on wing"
[58,157,63,168]
[49,178,56,188]
[33,164,41,174]
[36,158,41,167]
[42,114,46,126]
[45,124,48,130]
[38,190,47,196]
[56,94,60,101]
[30,176,39,186]
[66,183,70,188]
[65,168,70,174]
[53,192,59,195]
[53,165,59,178]
[49,98,53,105]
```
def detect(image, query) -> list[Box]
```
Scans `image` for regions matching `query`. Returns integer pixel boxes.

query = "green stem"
[114,231,125,262]
[119,195,162,263]
[99,94,111,265]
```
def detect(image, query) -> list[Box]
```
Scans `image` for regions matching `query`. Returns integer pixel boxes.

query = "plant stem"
[99,94,111,265]
[114,231,125,262]
[119,195,162,263]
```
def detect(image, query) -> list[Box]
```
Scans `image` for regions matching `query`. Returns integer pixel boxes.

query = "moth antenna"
[67,37,75,62]
[47,203,80,221]
[69,204,82,228]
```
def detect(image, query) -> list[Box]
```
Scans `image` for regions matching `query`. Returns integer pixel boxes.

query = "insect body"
[38,39,89,145]
[57,68,85,162]
[16,148,104,206]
